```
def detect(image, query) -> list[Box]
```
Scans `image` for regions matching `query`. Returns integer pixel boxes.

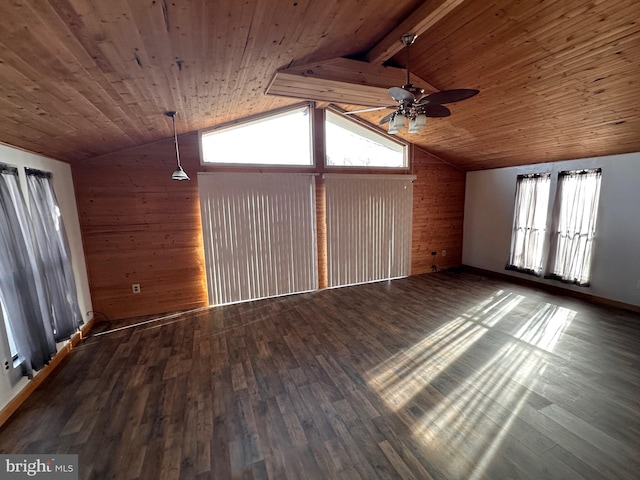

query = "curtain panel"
[26,170,83,340]
[0,167,56,377]
[506,173,551,275]
[547,169,602,286]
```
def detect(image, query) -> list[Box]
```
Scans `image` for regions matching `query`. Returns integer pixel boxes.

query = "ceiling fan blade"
[379,112,396,125]
[418,104,451,117]
[389,86,415,103]
[421,88,479,105]
[345,106,395,115]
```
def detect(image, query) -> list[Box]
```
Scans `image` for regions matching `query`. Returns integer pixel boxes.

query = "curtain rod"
[24,168,52,178]
[0,163,18,175]
[558,168,601,176]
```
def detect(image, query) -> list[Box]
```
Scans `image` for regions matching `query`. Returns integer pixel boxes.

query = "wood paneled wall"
[410,146,466,275]
[73,133,208,321]
[316,177,328,289]
[73,129,465,320]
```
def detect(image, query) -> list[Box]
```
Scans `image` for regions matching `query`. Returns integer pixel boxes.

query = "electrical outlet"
[132,284,141,294]
[636,280,640,290]
[442,249,447,257]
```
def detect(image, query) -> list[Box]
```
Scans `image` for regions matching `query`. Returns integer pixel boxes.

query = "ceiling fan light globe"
[388,114,405,134]
[388,124,400,134]
[408,114,426,133]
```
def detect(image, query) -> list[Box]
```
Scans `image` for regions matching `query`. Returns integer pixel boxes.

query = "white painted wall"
[0,142,92,410]
[463,152,640,307]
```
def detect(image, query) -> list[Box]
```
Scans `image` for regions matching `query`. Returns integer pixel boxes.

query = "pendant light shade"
[166,111,190,181]
[172,166,190,180]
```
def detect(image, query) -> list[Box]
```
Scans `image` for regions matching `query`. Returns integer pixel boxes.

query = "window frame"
[198,102,316,168]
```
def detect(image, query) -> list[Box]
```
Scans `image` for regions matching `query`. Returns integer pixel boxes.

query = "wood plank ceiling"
[0,0,639,169]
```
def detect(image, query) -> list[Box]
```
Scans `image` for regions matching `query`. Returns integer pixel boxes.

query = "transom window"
[200,105,313,166]
[325,110,407,168]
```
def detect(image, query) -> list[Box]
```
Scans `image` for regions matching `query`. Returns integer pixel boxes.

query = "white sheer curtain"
[547,169,602,286]
[26,170,83,340]
[507,174,551,275]
[0,166,56,377]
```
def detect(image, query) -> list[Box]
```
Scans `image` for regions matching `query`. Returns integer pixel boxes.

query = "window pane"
[325,110,406,168]
[200,106,313,165]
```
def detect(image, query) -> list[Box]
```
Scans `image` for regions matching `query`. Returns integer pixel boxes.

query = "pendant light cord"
[171,113,182,168]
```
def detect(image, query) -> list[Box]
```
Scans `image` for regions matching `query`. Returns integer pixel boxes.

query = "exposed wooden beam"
[266,58,436,107]
[365,0,467,64]
[267,72,390,107]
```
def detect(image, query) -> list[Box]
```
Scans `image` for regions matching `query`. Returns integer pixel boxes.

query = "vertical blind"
[199,173,318,305]
[324,174,415,288]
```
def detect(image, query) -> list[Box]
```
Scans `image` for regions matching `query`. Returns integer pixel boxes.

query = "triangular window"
[325,110,407,168]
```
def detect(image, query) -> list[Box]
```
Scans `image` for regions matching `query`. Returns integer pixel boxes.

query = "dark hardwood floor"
[1,271,639,479]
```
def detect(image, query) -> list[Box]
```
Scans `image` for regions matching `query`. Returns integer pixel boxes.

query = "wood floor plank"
[538,403,638,474]
[378,440,420,480]
[541,444,604,480]
[0,271,639,479]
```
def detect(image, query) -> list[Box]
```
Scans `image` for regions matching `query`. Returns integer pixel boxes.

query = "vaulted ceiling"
[1,0,639,170]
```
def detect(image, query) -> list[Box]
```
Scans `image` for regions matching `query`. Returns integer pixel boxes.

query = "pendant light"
[166,111,190,181]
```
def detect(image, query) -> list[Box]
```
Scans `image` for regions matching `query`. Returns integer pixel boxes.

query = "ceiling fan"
[348,33,479,134]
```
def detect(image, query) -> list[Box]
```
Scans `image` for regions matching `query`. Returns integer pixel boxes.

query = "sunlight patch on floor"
[411,303,575,479]
[366,291,524,410]
[410,340,545,478]
[514,303,575,352]
[367,291,577,479]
